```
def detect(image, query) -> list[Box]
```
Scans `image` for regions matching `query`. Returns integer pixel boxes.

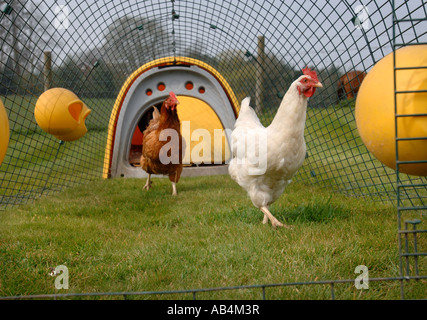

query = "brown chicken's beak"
[314,81,323,88]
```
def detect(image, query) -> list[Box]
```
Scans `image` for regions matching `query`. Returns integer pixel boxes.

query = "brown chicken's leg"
[260,206,292,229]
[169,166,183,196]
[143,174,152,191]
[169,171,178,196]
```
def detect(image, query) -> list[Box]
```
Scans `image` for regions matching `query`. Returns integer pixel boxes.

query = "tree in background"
[0,0,58,94]
[102,16,173,75]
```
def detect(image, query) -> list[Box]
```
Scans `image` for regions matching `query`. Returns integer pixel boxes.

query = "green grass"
[0,130,107,201]
[0,175,425,300]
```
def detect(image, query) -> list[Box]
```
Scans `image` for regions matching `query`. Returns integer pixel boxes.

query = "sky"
[4,0,427,72]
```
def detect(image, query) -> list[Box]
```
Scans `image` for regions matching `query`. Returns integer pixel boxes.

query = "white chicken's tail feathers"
[235,97,263,128]
[240,97,251,111]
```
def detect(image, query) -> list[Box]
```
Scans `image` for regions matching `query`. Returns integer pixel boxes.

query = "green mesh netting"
[0,0,426,209]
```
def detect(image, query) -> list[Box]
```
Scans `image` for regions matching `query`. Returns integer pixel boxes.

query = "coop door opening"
[128,96,231,167]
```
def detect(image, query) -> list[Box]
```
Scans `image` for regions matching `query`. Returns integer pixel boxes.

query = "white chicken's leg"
[143,174,152,190]
[260,206,292,229]
[262,212,268,224]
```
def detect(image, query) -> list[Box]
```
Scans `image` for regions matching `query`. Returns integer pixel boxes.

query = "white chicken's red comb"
[302,67,319,82]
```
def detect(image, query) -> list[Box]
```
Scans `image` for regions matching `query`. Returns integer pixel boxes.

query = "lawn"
[0,174,425,299]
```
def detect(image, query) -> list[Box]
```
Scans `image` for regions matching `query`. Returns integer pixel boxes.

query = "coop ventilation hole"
[157,83,166,91]
[185,81,194,90]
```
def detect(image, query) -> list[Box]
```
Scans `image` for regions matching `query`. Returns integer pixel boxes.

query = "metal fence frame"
[1,275,426,300]
[392,0,427,300]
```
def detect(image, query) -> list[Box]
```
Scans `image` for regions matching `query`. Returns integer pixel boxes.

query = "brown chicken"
[337,70,366,100]
[140,92,184,195]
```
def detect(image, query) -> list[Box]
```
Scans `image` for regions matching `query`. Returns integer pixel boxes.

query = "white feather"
[228,77,310,209]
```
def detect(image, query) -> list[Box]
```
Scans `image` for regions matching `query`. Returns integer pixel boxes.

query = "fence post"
[255,35,265,114]
[43,51,52,91]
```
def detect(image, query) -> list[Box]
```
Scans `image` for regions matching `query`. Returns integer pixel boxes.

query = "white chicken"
[228,67,322,229]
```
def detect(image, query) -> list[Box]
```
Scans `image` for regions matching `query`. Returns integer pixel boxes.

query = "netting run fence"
[0,0,426,208]
[0,0,426,299]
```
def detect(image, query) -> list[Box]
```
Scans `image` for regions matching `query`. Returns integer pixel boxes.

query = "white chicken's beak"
[314,81,323,88]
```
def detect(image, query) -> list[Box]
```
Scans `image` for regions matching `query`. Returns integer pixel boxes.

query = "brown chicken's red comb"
[169,91,177,100]
[302,67,319,82]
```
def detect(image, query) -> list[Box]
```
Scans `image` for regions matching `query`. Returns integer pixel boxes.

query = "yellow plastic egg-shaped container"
[34,88,91,141]
[356,45,427,176]
[0,99,10,166]
[54,102,91,141]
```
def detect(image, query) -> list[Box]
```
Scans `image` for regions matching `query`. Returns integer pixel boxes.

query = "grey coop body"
[107,58,239,178]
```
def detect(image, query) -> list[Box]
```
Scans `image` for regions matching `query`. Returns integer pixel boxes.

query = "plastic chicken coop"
[0,0,426,298]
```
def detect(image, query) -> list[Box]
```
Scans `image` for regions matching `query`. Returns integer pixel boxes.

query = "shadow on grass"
[227,196,349,227]
[283,196,350,224]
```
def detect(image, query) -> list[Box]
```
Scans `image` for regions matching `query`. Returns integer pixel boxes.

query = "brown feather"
[140,96,184,184]
[337,70,366,100]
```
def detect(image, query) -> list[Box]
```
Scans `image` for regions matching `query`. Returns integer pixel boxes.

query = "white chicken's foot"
[260,206,292,229]
[171,182,177,196]
[143,174,152,191]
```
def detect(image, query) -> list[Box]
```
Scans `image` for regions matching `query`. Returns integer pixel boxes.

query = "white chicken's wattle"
[228,67,322,229]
